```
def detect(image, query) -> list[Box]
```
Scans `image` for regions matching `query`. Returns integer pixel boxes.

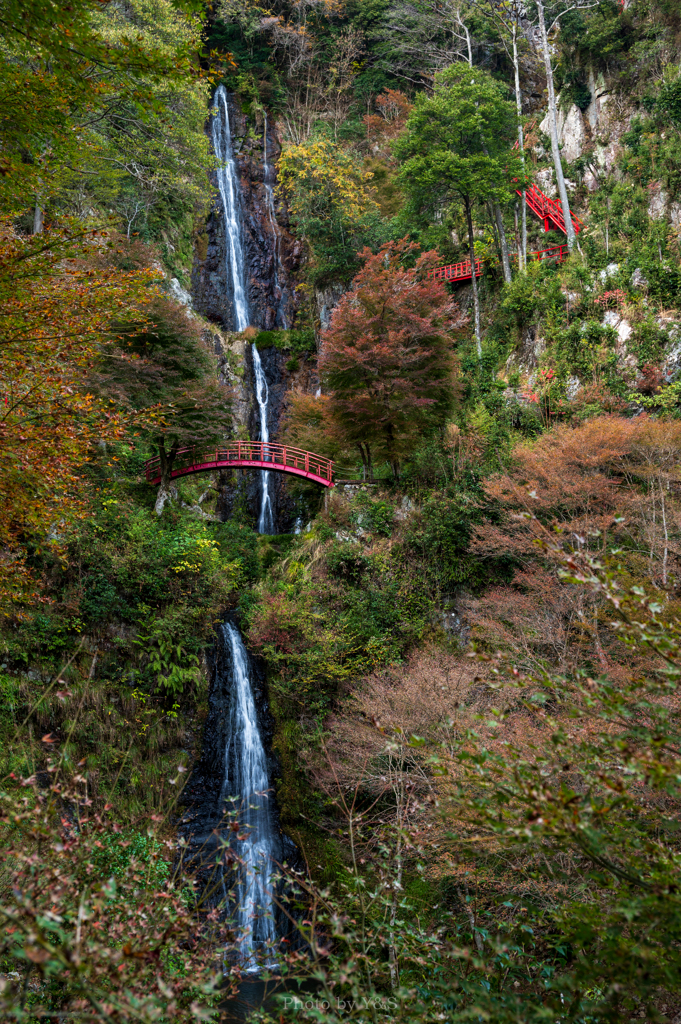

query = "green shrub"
[326,543,371,582]
[254,328,316,355]
[350,495,395,536]
[89,828,170,887]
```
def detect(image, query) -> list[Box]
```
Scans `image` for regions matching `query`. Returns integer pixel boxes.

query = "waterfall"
[220,621,278,970]
[252,344,274,534]
[263,115,288,330]
[210,89,276,533]
[211,85,250,332]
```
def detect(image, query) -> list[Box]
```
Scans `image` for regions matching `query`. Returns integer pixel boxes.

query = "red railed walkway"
[430,182,581,284]
[145,442,335,488]
[430,243,569,283]
[523,183,581,236]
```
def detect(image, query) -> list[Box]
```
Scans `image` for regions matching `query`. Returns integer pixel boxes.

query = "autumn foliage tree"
[315,238,464,479]
[0,224,159,612]
[277,136,382,283]
[0,0,212,230]
[363,89,413,151]
[466,415,681,676]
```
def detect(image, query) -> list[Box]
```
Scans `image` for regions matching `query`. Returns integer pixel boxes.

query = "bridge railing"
[525,243,569,264]
[429,257,483,282]
[145,442,334,485]
[522,184,582,235]
[429,244,568,284]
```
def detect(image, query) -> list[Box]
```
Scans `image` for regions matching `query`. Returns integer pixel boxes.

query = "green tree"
[0,0,212,236]
[278,136,384,285]
[395,63,524,358]
[94,295,234,513]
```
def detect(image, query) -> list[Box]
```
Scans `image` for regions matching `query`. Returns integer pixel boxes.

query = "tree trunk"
[386,427,400,481]
[480,140,512,284]
[464,196,482,361]
[33,201,43,235]
[388,759,404,991]
[522,187,528,266]
[493,202,512,283]
[535,0,576,250]
[357,441,373,483]
[154,439,179,515]
[512,23,527,269]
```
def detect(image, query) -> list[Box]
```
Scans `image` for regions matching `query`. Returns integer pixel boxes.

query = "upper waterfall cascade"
[220,621,278,969]
[211,85,249,333]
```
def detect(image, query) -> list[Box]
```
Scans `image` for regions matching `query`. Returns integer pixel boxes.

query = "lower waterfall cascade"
[220,621,278,970]
[180,618,288,974]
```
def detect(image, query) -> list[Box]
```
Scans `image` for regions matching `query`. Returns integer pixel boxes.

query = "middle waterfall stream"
[251,343,274,535]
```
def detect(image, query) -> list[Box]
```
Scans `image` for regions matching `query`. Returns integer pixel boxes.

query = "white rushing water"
[252,343,274,535]
[211,85,249,332]
[220,621,277,969]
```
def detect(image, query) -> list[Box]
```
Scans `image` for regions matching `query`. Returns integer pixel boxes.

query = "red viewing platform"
[429,182,580,284]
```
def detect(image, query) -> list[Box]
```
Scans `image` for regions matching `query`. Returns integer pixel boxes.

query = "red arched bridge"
[145,442,335,488]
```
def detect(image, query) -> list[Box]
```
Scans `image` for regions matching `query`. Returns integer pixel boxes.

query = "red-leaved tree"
[318,238,465,479]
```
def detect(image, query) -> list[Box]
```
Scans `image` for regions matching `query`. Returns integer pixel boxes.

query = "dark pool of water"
[221,975,322,1023]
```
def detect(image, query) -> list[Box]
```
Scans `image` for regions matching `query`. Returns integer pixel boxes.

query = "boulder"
[647,182,668,220]
[566,376,582,400]
[599,263,620,283]
[539,103,587,163]
[631,268,649,290]
[169,277,193,307]
[603,309,633,351]
[536,167,556,197]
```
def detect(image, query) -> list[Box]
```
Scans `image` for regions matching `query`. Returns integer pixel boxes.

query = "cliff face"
[192,93,310,532]
[191,93,304,332]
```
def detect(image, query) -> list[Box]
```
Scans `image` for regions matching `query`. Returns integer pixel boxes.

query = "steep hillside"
[2,1,681,1022]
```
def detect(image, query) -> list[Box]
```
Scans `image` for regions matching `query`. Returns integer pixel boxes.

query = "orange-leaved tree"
[317,238,465,480]
[0,223,159,613]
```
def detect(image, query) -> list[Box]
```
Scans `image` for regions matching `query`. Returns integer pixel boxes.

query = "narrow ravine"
[183,88,288,973]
